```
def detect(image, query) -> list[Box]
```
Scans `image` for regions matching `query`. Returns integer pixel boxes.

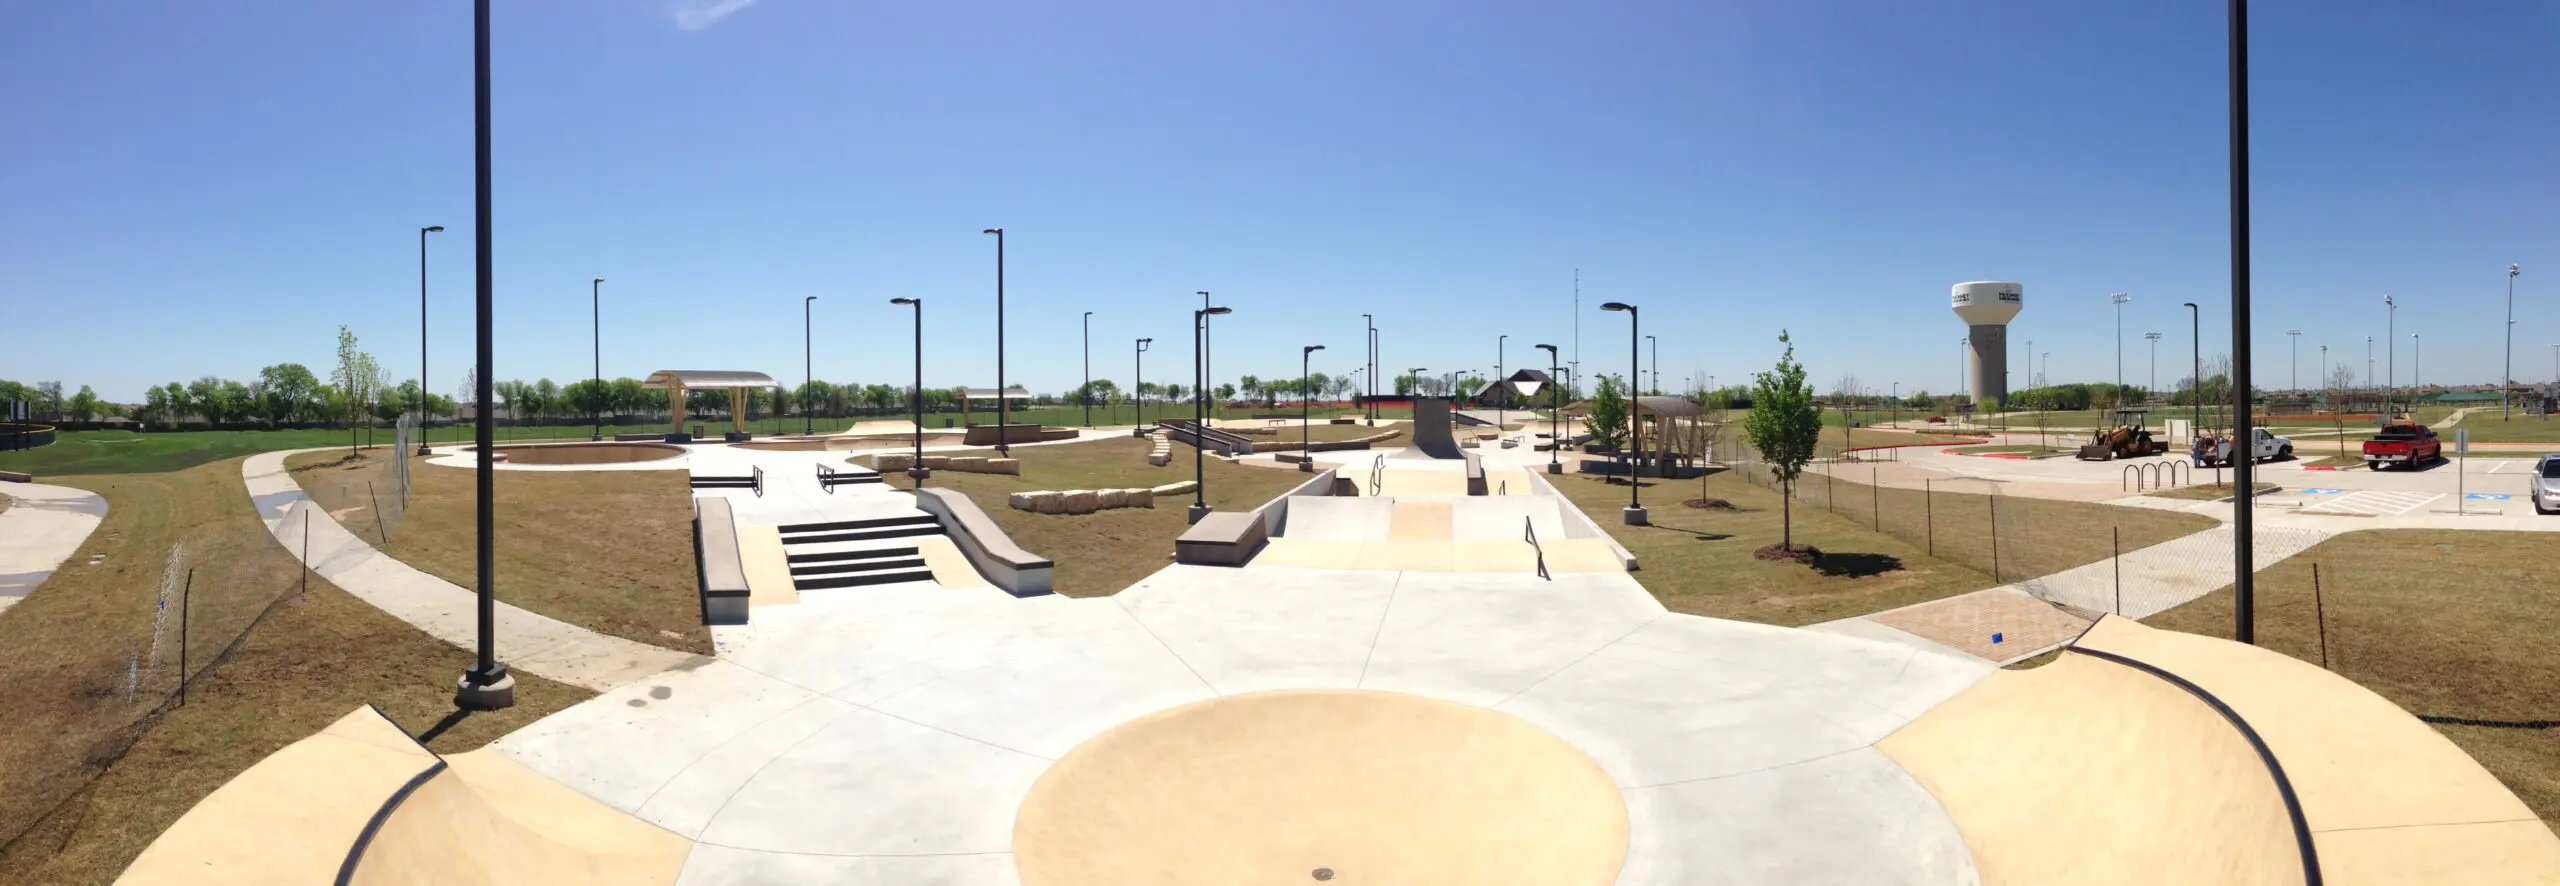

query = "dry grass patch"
[884,437,1313,596]
[1546,471,1998,626]
[286,450,708,655]
[0,458,588,885]
[2145,529,2560,829]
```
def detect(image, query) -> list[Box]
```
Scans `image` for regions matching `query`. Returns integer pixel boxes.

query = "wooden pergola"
[644,370,779,442]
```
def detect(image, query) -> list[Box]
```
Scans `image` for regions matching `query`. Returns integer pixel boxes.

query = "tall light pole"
[2319,344,2327,404]
[2365,336,2374,405]
[2145,332,2162,399]
[2228,0,2258,645]
[591,277,604,441]
[982,228,1008,455]
[1496,334,1507,429]
[1082,311,1093,428]
[2184,302,2200,432]
[2383,293,2397,419]
[1537,344,1560,474]
[2411,333,2421,402]
[890,299,927,486]
[1189,305,1232,524]
[2505,264,2521,420]
[458,0,511,710]
[1645,334,1658,396]
[1601,301,1646,526]
[1891,381,1900,428]
[803,296,816,436]
[1135,338,1152,428]
[1363,313,1376,425]
[1957,337,1968,401]
[1409,368,1428,400]
[417,225,443,454]
[2284,329,2300,394]
[2111,292,2130,407]
[1300,345,1325,472]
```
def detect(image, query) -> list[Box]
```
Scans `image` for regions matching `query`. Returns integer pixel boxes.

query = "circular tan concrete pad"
[1013,689,1628,885]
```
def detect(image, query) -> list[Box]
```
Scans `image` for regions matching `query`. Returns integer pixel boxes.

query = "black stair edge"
[784,546,921,564]
[780,526,944,544]
[791,557,928,576]
[777,514,939,533]
[795,569,937,590]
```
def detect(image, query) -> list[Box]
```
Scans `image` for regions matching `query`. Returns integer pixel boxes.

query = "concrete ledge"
[1464,453,1488,496]
[1175,511,1268,567]
[1522,471,1639,571]
[1250,467,1339,538]
[912,487,1056,597]
[0,470,31,483]
[693,498,752,626]
[963,424,1079,446]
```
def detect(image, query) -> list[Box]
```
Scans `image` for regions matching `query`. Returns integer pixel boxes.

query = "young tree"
[1743,332,1822,552]
[1586,375,1630,451]
[67,385,99,422]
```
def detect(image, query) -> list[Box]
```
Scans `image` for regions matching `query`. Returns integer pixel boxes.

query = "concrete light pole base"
[1186,503,1212,525]
[1547,462,1563,474]
[908,468,932,483]
[1622,505,1649,526]
[1298,459,1316,473]
[455,670,516,710]
[416,445,434,457]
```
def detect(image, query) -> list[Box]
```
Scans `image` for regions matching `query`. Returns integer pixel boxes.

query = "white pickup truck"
[2192,428,2293,467]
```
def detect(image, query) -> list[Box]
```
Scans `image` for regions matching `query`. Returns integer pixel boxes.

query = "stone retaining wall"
[869,453,1021,475]
[1007,480,1197,515]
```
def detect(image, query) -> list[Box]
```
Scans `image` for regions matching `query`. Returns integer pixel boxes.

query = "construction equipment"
[2076,409,2167,461]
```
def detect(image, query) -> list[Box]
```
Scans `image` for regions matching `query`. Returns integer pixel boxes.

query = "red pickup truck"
[2362,424,2442,470]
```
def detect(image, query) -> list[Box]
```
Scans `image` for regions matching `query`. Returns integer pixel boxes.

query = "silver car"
[2539,454,2560,516]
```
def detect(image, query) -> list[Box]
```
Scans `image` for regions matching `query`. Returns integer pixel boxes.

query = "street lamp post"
[2285,329,2300,394]
[1134,338,1152,428]
[803,296,816,436]
[1892,381,1900,428]
[2184,303,2200,433]
[982,228,1009,456]
[2111,292,2130,407]
[1601,302,1646,526]
[1300,345,1325,472]
[418,225,445,454]
[457,0,512,711]
[2145,332,2162,399]
[2366,337,2374,407]
[1496,334,1507,431]
[2412,333,2421,402]
[2384,294,2397,420]
[1537,344,1560,474]
[2506,264,2521,420]
[1645,334,1658,396]
[1082,311,1093,428]
[591,277,604,441]
[890,299,927,485]
[1363,314,1376,425]
[1189,305,1232,524]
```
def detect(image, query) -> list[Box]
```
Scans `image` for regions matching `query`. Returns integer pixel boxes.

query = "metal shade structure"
[644,370,781,441]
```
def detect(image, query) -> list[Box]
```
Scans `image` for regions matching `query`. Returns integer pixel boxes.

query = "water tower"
[1952,281,2022,406]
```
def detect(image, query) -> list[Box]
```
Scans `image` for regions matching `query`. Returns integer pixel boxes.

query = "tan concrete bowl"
[458,442,683,465]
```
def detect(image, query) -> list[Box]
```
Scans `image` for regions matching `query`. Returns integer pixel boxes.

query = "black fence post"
[1924,478,1934,557]
[1988,495,2000,583]
[178,568,193,706]
[1871,465,1881,531]
[301,509,311,601]
[2312,562,2329,670]
[2112,526,2122,616]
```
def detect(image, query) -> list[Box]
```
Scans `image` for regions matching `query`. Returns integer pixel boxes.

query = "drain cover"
[1313,869,1334,881]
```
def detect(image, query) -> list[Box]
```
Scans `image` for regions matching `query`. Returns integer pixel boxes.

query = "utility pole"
[2112,292,2130,407]
[2285,329,2300,395]
[2145,332,2162,399]
[2505,264,2521,420]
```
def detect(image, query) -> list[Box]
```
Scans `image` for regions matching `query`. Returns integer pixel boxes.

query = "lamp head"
[423,225,445,233]
[2183,302,2197,310]
[2511,263,2521,276]
[2111,292,2131,305]
[1304,345,1326,354]
[1201,306,1232,316]
[982,228,1001,235]
[1601,302,1633,312]
[806,295,817,303]
[891,297,919,306]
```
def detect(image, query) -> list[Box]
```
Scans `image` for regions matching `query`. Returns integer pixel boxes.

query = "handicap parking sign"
[2465,494,2511,501]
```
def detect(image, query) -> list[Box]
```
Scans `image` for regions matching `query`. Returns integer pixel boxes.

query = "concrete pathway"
[497,566,1996,884]
[1810,522,2334,665]
[0,481,109,617]
[241,450,702,691]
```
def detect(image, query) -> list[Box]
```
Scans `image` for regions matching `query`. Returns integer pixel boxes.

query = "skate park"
[106,397,2560,885]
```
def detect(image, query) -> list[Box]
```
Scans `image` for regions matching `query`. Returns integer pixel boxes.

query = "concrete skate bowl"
[458,441,684,465]
[116,706,690,885]
[1883,615,2560,885]
[732,433,964,452]
[1014,689,1628,886]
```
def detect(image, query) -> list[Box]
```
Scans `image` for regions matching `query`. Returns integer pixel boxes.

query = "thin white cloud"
[672,0,757,32]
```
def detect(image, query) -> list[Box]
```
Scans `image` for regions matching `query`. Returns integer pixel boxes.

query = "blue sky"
[4,1,2554,403]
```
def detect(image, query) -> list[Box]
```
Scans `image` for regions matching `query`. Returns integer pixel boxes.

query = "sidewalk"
[1809,522,2333,665]
[0,482,109,617]
[241,450,702,691]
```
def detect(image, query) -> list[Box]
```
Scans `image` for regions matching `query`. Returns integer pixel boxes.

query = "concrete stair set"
[776,514,944,590]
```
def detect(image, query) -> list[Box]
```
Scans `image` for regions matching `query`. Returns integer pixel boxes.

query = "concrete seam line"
[2066,646,2323,886]
[333,759,448,886]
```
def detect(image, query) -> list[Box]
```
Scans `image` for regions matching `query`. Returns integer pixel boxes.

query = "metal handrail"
[816,462,836,494]
[1369,453,1386,496]
[751,465,765,498]
[1523,516,1549,580]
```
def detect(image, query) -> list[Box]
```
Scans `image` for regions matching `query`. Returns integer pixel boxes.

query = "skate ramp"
[1394,398,1465,459]
[117,706,691,886]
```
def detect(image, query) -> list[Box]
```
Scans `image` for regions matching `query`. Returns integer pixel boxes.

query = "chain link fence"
[283,431,410,547]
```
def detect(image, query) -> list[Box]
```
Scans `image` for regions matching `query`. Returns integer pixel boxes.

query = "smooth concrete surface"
[1881,652,2307,886]
[1013,689,1629,886]
[914,535,993,589]
[117,707,437,885]
[488,566,1996,884]
[0,481,107,617]
[733,523,796,608]
[352,749,691,886]
[244,450,704,691]
[1173,510,1267,566]
[914,486,1055,597]
[1277,495,1395,540]
[2075,617,2560,884]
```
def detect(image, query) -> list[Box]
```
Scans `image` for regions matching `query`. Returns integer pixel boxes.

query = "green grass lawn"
[2145,530,2560,828]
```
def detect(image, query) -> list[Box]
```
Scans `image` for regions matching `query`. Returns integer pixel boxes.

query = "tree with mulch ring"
[1754,543,1820,565]
[1742,331,1822,554]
